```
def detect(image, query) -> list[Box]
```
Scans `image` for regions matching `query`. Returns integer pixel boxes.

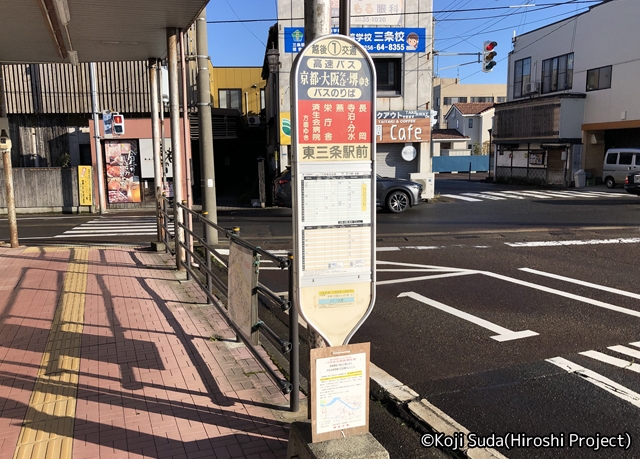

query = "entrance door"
[546,148,566,186]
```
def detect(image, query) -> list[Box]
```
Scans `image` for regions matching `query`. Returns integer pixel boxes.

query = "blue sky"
[206,0,602,84]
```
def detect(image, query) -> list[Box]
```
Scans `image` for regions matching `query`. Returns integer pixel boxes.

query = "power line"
[206,0,602,24]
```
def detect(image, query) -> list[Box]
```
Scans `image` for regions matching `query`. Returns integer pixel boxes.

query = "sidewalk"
[0,244,300,459]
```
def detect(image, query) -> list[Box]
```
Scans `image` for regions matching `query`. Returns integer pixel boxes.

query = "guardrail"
[159,197,300,412]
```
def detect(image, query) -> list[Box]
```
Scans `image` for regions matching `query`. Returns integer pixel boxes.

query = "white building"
[492,0,639,187]
[443,102,494,153]
[263,0,434,185]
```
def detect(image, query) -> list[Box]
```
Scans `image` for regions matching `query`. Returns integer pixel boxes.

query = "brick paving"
[0,245,296,459]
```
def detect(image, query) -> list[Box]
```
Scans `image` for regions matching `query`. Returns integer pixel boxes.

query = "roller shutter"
[376,144,419,179]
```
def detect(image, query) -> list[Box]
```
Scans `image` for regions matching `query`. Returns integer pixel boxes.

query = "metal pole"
[180,29,195,260]
[149,58,163,242]
[203,211,213,303]
[339,0,350,36]
[0,65,18,248]
[288,252,299,412]
[168,28,185,270]
[89,62,106,214]
[304,0,330,350]
[196,9,219,245]
[305,0,332,41]
[183,201,191,280]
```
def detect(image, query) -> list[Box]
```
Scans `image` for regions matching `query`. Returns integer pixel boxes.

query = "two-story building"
[492,0,639,187]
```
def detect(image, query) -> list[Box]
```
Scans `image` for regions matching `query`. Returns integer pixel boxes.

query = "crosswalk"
[548,340,640,409]
[55,216,173,238]
[439,189,634,202]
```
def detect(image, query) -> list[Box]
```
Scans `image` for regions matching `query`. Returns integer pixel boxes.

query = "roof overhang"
[0,0,209,64]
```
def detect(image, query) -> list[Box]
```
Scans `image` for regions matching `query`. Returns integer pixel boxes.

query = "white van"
[602,148,640,188]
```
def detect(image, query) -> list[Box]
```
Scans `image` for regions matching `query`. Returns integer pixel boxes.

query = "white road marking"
[377,260,469,271]
[506,237,640,247]
[377,247,402,251]
[482,191,524,199]
[480,270,640,318]
[608,345,640,360]
[519,268,640,300]
[378,271,475,285]
[579,350,640,373]
[461,193,506,200]
[398,291,538,342]
[439,194,482,202]
[546,357,640,408]
[500,190,553,199]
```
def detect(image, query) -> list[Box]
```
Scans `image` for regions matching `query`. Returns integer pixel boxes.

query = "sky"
[206,0,603,85]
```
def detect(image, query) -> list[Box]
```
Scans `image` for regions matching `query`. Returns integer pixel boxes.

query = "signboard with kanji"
[291,35,376,347]
[284,27,426,54]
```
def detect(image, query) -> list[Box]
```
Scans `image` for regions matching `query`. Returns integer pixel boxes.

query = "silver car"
[273,168,423,213]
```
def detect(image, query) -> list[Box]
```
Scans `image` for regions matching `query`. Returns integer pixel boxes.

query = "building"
[263,0,434,187]
[432,77,505,129]
[492,0,639,186]
[210,67,266,117]
[442,102,494,154]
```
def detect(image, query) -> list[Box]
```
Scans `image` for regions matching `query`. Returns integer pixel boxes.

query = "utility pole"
[167,28,185,269]
[0,65,19,248]
[149,58,163,242]
[89,62,106,214]
[196,8,218,245]
[303,0,332,350]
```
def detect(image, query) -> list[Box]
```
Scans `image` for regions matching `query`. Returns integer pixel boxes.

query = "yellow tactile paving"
[13,248,89,459]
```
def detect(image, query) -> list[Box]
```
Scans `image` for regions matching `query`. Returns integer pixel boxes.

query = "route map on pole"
[291,35,377,347]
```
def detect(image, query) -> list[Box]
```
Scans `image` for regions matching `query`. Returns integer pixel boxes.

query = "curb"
[369,363,508,459]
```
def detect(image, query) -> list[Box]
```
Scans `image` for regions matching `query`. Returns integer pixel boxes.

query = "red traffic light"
[484,41,497,52]
[113,115,123,124]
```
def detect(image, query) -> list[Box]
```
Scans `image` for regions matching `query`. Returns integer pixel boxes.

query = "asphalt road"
[2,177,639,458]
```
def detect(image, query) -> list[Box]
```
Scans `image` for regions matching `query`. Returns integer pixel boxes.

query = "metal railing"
[159,197,299,412]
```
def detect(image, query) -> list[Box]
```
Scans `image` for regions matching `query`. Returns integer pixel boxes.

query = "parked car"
[273,167,423,213]
[602,148,640,188]
[624,172,640,196]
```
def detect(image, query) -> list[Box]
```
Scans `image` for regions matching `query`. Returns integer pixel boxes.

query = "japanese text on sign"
[285,27,426,53]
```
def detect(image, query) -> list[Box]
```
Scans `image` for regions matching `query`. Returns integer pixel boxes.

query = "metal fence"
[159,198,300,412]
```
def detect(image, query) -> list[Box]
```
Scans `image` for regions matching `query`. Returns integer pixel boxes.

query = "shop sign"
[105,140,141,204]
[285,27,426,53]
[376,110,432,143]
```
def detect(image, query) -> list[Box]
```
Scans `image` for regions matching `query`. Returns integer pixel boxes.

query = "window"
[586,65,612,91]
[374,58,401,94]
[513,57,531,98]
[468,144,473,149]
[497,96,507,103]
[468,118,473,128]
[218,89,242,110]
[541,53,573,94]
[471,96,494,103]
[605,152,618,165]
[619,153,634,165]
[260,88,266,110]
[441,142,452,150]
[443,97,467,105]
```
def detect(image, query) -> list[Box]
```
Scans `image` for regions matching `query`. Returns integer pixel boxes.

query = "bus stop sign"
[291,34,377,346]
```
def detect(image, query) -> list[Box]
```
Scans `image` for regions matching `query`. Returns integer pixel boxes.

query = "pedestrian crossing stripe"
[441,189,633,202]
[55,217,173,238]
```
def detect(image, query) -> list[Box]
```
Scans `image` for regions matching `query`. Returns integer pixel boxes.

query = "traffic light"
[482,41,498,73]
[113,113,125,135]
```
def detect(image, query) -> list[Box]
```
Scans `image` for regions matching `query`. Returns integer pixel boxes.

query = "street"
[1,178,640,458]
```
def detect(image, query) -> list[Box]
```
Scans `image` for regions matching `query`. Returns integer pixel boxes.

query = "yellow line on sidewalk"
[14,247,89,459]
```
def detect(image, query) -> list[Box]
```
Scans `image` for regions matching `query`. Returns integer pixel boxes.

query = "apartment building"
[432,77,506,129]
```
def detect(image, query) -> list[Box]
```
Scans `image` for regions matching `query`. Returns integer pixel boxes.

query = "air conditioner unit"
[247,115,261,126]
[524,81,540,95]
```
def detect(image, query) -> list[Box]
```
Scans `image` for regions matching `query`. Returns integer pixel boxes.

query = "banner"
[284,27,426,53]
[77,166,93,206]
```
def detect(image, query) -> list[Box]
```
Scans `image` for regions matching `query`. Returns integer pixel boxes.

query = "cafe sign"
[376,110,432,143]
